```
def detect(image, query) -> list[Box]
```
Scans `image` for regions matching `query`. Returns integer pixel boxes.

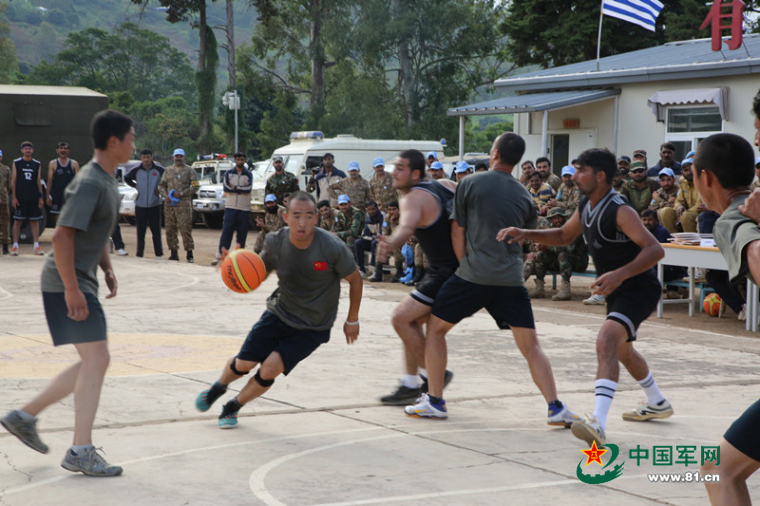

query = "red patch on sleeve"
[313,261,327,271]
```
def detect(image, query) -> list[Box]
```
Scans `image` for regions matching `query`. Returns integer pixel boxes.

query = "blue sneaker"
[404,393,448,419]
[547,402,582,428]
[218,412,238,429]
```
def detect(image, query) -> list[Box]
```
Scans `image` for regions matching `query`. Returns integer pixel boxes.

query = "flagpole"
[596,0,604,72]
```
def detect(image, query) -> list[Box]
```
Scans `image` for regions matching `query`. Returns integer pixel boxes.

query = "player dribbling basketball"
[194,191,363,428]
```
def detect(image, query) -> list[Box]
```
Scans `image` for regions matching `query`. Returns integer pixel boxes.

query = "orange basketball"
[220,250,267,293]
[703,293,725,317]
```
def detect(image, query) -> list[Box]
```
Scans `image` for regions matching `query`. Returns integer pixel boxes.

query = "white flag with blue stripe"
[602,0,664,32]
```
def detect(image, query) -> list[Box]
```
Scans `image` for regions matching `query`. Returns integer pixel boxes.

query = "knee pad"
[229,358,249,376]
[254,369,275,387]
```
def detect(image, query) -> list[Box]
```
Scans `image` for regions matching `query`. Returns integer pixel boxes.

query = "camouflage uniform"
[335,206,365,247]
[620,178,660,215]
[751,179,760,192]
[368,171,399,210]
[382,213,405,271]
[318,208,342,232]
[0,163,10,245]
[554,183,580,213]
[253,206,286,253]
[160,164,199,251]
[265,171,299,205]
[328,176,371,212]
[525,222,588,283]
[414,242,429,268]
[544,173,562,192]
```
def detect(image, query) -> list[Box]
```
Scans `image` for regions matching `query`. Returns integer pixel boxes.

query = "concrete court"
[1,254,759,506]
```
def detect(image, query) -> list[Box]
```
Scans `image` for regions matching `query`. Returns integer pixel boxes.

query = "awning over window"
[647,88,728,122]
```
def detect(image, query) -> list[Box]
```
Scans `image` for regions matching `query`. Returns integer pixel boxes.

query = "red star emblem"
[581,441,608,467]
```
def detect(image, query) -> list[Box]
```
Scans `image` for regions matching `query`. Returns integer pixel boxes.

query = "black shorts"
[724,399,760,463]
[606,279,661,342]
[410,264,458,306]
[237,311,331,375]
[43,291,107,346]
[431,274,535,330]
[13,200,43,221]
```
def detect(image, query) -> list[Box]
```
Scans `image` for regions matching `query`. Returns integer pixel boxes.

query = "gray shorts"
[43,291,107,346]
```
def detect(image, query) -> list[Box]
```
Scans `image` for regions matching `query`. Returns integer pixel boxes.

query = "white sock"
[16,410,35,422]
[637,372,666,406]
[13,243,18,249]
[34,242,39,248]
[401,374,421,389]
[70,444,94,455]
[593,379,618,430]
[418,368,428,379]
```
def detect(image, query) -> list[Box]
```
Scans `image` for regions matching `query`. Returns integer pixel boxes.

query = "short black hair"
[641,209,658,221]
[283,192,292,200]
[386,200,398,209]
[366,200,378,209]
[57,141,69,149]
[694,133,755,189]
[317,199,330,209]
[474,162,488,171]
[535,156,551,167]
[234,151,245,158]
[493,133,525,166]
[287,191,316,209]
[660,142,676,152]
[140,149,153,156]
[521,160,534,168]
[577,148,617,185]
[529,171,542,180]
[323,152,334,160]
[753,88,760,119]
[91,110,133,151]
[399,149,426,179]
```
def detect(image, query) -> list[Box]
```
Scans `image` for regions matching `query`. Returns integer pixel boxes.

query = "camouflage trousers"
[253,230,267,254]
[0,204,9,245]
[524,249,588,283]
[414,243,429,269]
[165,203,194,251]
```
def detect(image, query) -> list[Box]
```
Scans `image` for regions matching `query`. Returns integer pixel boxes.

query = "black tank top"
[14,158,41,201]
[50,160,76,204]
[579,189,656,284]
[411,180,459,270]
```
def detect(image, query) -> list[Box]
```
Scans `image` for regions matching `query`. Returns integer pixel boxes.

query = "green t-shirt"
[714,193,760,284]
[260,227,357,331]
[452,170,537,286]
[40,161,120,294]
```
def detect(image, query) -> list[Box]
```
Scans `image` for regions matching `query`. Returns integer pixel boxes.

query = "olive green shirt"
[714,193,760,284]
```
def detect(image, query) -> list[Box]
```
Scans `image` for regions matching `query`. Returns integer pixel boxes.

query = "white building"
[448,34,760,172]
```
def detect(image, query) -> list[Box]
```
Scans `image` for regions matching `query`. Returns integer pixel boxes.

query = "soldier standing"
[159,148,199,262]
[265,156,299,205]
[253,194,286,253]
[307,153,345,206]
[368,157,398,210]
[0,150,10,255]
[328,161,371,212]
[317,200,341,232]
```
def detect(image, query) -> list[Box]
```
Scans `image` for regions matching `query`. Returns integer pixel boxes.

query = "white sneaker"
[547,403,582,428]
[583,294,606,305]
[571,417,606,446]
[404,393,448,419]
[622,399,674,421]
[156,256,163,260]
[695,268,706,281]
[738,305,747,321]
[116,249,128,256]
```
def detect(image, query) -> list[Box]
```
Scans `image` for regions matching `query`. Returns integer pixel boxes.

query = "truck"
[249,131,444,220]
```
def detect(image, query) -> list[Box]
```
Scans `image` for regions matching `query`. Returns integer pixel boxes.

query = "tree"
[0,2,17,83]
[32,22,58,64]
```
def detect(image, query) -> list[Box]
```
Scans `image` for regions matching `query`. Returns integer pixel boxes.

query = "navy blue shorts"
[411,264,458,306]
[13,200,43,221]
[606,279,661,342]
[724,399,760,463]
[237,311,331,375]
[431,275,535,330]
[42,291,107,346]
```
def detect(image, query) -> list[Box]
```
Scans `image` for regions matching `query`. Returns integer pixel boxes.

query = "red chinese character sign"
[700,0,746,51]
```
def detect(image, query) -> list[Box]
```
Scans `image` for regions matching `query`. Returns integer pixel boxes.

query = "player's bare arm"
[99,242,117,299]
[497,208,583,246]
[376,192,424,262]
[343,269,363,344]
[52,226,89,321]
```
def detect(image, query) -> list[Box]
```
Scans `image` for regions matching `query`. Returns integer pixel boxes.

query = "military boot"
[528,279,545,299]
[169,249,180,261]
[390,268,402,283]
[369,263,384,282]
[552,280,572,301]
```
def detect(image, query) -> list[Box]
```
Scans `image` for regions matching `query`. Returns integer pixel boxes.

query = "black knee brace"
[254,369,274,387]
[229,358,249,376]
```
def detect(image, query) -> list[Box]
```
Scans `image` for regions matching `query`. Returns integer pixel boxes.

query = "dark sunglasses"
[631,169,646,174]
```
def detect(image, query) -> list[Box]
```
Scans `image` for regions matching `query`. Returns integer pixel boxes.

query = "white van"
[250,131,444,214]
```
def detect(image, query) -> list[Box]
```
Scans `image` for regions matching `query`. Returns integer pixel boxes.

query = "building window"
[665,106,723,161]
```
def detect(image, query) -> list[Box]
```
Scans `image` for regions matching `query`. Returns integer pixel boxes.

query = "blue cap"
[426,151,437,160]
[265,194,277,203]
[681,157,693,167]
[0,149,3,156]
[686,150,696,158]
[372,157,384,167]
[173,148,185,156]
[658,168,675,178]
[455,161,472,173]
[347,160,360,171]
[617,155,631,163]
[338,194,350,204]
[430,161,444,170]
[560,165,575,176]
[756,157,760,167]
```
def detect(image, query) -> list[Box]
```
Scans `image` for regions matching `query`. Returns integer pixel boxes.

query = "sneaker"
[156,256,163,260]
[420,369,454,394]
[34,247,45,256]
[116,248,128,256]
[195,386,225,412]
[571,418,606,446]
[0,410,49,454]
[10,245,18,256]
[218,411,238,429]
[211,254,221,266]
[61,447,123,477]
[738,305,747,321]
[583,294,606,306]
[380,385,422,406]
[622,400,674,421]
[547,403,582,428]
[404,393,448,419]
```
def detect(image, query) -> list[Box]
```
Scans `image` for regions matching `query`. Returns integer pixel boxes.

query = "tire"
[203,213,224,229]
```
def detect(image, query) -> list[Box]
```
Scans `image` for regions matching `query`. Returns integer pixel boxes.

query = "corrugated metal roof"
[495,34,760,92]
[447,89,620,116]
[0,85,107,97]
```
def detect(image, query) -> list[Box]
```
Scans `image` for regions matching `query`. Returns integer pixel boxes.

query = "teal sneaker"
[196,384,226,412]
[218,412,238,429]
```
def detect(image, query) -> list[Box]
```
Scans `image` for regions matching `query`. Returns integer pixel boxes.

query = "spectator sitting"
[455,161,473,182]
[661,158,703,233]
[620,160,660,215]
[520,160,535,187]
[428,161,446,180]
[528,172,555,214]
[535,156,562,192]
[647,141,682,177]
[317,199,341,232]
[474,162,489,172]
[649,168,679,232]
[334,194,365,256]
[640,210,687,295]
[617,156,631,180]
[354,200,384,277]
[750,156,760,191]
[546,165,580,215]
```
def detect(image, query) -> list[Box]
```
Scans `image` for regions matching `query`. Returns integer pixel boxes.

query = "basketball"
[703,293,725,317]
[220,250,267,293]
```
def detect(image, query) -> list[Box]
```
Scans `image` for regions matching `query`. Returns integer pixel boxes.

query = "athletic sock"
[13,243,18,249]
[33,242,39,249]
[427,395,444,406]
[637,372,666,406]
[70,444,94,456]
[593,379,618,430]
[401,374,422,389]
[418,368,427,379]
[220,397,243,418]
[16,410,35,422]
[548,400,564,415]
